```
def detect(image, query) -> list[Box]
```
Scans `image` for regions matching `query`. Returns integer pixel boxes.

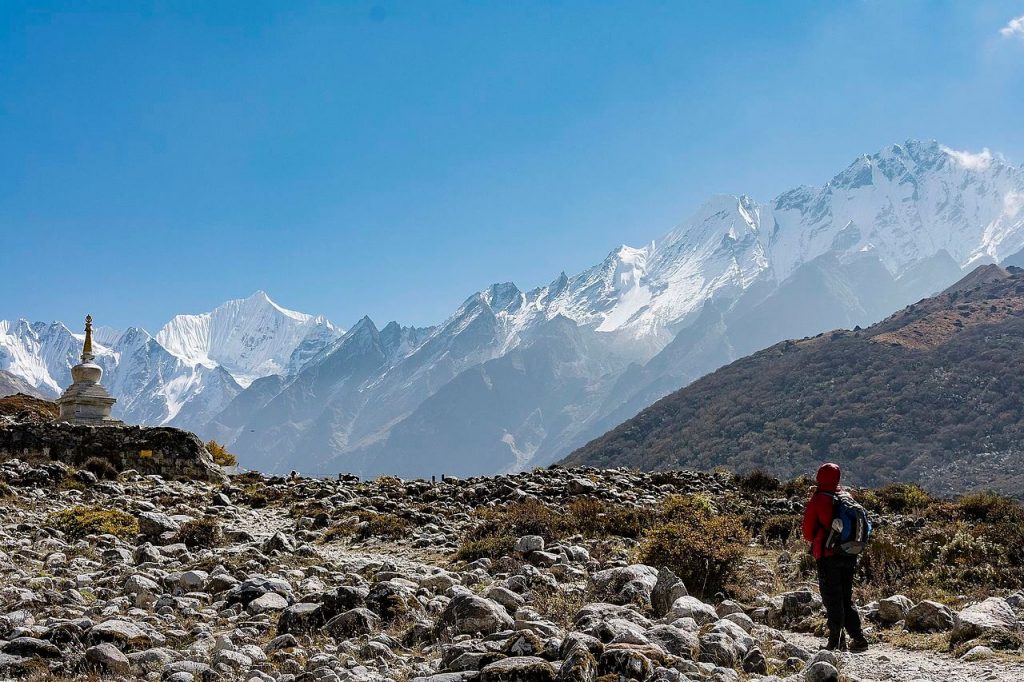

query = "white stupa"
[57,314,121,425]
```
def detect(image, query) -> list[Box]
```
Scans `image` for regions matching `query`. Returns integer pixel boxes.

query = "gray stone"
[86,643,131,675]
[1,637,62,658]
[437,593,513,635]
[651,567,688,617]
[277,602,324,634]
[247,592,288,614]
[876,595,913,624]
[477,655,552,679]
[667,596,718,624]
[804,661,839,682]
[906,600,955,633]
[88,619,159,650]
[952,597,1017,642]
[325,608,380,638]
[515,536,545,554]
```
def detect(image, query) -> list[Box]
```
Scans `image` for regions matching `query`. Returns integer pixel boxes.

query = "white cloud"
[941,145,993,171]
[1001,15,1024,38]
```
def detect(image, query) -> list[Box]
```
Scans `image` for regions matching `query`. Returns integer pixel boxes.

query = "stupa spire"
[82,314,94,362]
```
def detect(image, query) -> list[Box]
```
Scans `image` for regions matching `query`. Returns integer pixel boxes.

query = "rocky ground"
[0,461,1022,682]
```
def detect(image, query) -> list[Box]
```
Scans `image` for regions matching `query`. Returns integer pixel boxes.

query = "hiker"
[802,462,870,652]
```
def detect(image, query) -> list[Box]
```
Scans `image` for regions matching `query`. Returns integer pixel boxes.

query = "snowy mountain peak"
[155,292,341,387]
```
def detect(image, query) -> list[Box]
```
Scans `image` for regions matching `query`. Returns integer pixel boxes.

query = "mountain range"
[564,264,1024,497]
[3,140,1023,477]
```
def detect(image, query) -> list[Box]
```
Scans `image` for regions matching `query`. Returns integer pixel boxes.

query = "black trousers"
[817,555,864,646]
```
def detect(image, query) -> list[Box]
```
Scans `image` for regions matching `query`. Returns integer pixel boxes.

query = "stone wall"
[0,421,226,482]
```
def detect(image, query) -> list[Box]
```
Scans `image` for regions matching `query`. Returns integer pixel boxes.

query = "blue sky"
[2,1,1023,332]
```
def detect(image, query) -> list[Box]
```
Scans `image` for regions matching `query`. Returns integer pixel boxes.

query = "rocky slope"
[0,459,1022,682]
[0,370,43,399]
[565,265,1024,495]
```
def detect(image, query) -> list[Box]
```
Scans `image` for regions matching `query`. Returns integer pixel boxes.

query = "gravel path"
[785,631,1024,682]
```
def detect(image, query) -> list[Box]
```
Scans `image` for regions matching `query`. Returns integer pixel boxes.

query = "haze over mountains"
[3,140,1024,477]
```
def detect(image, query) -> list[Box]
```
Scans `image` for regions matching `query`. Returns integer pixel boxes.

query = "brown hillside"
[563,265,1024,496]
[0,394,59,423]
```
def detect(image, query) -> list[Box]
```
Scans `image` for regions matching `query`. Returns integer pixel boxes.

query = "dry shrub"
[374,474,403,488]
[49,507,138,540]
[176,517,223,548]
[456,535,516,562]
[636,513,750,599]
[205,440,237,467]
[326,511,410,542]
[564,498,655,539]
[734,469,781,494]
[752,514,801,546]
[82,456,119,481]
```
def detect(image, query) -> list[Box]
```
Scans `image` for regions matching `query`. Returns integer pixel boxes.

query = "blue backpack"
[823,490,872,555]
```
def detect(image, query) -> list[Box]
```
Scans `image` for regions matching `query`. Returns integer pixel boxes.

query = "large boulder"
[667,596,717,625]
[325,608,381,638]
[876,595,913,625]
[87,619,161,651]
[557,645,598,682]
[367,580,421,623]
[85,643,131,675]
[906,600,955,633]
[645,624,698,658]
[437,592,514,636]
[276,602,324,634]
[592,565,658,606]
[952,597,1018,643]
[650,567,688,618]
[480,656,556,682]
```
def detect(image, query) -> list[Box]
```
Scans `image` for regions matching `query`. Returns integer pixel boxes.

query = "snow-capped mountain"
[3,140,1023,479]
[156,291,340,387]
[0,292,340,431]
[267,140,1024,477]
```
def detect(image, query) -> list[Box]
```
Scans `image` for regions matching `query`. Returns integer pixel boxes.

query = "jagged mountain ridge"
[0,293,342,429]
[3,140,1024,476]
[563,265,1024,494]
[208,140,1024,477]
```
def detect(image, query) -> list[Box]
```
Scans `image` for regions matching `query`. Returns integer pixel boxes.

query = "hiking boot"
[849,637,869,653]
[824,640,842,651]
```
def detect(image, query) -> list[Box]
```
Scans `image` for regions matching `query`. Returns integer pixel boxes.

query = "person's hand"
[808,484,817,497]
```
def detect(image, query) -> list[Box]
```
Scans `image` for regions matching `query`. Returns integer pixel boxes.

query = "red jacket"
[803,462,841,560]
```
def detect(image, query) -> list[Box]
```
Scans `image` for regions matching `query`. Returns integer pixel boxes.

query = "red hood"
[816,462,841,492]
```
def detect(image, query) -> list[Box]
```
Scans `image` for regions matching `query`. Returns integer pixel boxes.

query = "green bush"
[870,483,933,513]
[955,491,1024,524]
[780,475,814,499]
[49,507,138,540]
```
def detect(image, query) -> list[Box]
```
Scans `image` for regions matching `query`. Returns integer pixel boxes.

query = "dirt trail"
[785,631,1024,682]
